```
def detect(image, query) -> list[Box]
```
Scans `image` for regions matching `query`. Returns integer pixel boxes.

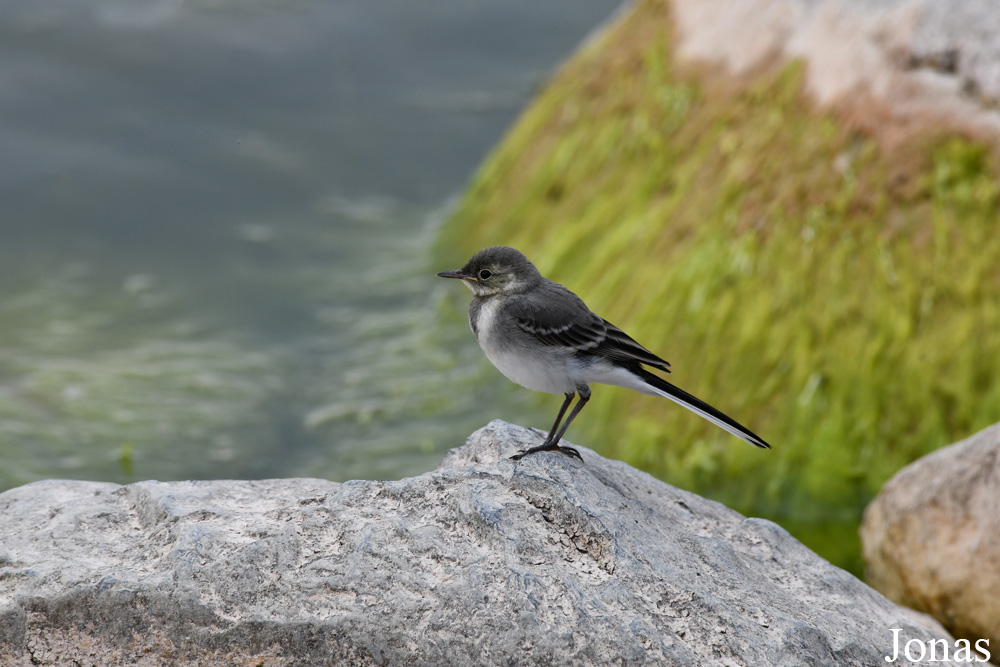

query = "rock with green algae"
[439,0,1000,574]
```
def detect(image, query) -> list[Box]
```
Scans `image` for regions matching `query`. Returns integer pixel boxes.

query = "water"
[0,0,623,490]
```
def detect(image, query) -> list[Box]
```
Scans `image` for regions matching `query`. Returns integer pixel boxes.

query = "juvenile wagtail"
[438,246,770,460]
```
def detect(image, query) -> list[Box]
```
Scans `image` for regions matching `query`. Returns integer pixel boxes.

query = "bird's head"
[437,246,542,297]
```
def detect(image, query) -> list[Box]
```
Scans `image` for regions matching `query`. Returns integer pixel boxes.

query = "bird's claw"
[555,445,583,461]
[510,442,583,462]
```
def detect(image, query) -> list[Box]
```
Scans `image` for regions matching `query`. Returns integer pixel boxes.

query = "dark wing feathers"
[510,280,671,372]
[595,320,671,373]
[515,306,607,352]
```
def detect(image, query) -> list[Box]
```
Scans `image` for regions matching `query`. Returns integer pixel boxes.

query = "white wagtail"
[438,246,770,460]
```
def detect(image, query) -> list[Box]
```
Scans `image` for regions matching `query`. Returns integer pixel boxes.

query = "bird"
[437,246,770,461]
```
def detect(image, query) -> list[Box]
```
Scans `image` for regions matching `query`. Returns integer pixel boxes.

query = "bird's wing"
[509,281,609,352]
[594,320,671,373]
[510,281,671,372]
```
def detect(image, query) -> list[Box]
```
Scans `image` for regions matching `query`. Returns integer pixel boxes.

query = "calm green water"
[0,0,622,491]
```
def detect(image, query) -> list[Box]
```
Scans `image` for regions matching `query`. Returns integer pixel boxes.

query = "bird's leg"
[511,392,576,461]
[544,392,576,444]
[544,386,589,458]
[511,388,590,462]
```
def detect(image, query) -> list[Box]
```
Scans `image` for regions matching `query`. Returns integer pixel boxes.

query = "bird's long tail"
[632,367,771,449]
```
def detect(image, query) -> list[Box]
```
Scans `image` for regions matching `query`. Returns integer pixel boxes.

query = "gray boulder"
[862,421,1000,654]
[0,421,959,665]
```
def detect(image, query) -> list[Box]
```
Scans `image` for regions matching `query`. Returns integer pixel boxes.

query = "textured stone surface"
[671,0,1000,139]
[0,421,958,665]
[862,421,1000,651]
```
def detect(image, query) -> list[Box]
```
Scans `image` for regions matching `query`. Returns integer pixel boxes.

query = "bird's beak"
[436,269,475,282]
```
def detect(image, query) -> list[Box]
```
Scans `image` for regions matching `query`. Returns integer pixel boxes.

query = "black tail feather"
[633,367,771,449]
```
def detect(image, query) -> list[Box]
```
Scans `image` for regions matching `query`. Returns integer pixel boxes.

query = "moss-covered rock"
[440,0,1000,573]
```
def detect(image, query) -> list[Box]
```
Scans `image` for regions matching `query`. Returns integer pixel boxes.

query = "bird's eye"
[478,269,493,281]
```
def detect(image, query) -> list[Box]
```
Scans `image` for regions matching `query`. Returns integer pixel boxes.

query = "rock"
[671,0,1000,141]
[862,421,1000,652]
[0,421,961,665]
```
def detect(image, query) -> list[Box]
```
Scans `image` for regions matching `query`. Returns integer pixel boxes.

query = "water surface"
[0,0,622,490]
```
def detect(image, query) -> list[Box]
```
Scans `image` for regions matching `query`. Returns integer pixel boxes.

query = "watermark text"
[885,629,990,663]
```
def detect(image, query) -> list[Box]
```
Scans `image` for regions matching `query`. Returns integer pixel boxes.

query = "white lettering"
[905,638,927,662]
[886,630,989,663]
[955,639,973,662]
[886,629,902,662]
[975,638,990,662]
[927,638,949,661]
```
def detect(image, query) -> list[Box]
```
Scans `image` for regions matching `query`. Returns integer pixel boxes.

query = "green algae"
[0,200,525,493]
[0,259,297,490]
[439,0,1000,574]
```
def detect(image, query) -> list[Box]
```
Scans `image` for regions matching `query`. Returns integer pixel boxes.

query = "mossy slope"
[440,0,1000,572]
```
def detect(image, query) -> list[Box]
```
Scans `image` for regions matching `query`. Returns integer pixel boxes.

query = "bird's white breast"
[472,298,577,395]
[473,297,502,344]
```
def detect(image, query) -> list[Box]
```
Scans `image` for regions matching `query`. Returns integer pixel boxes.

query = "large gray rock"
[0,421,958,665]
[862,421,1000,655]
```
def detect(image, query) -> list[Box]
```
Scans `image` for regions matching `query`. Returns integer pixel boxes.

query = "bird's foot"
[510,441,582,462]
